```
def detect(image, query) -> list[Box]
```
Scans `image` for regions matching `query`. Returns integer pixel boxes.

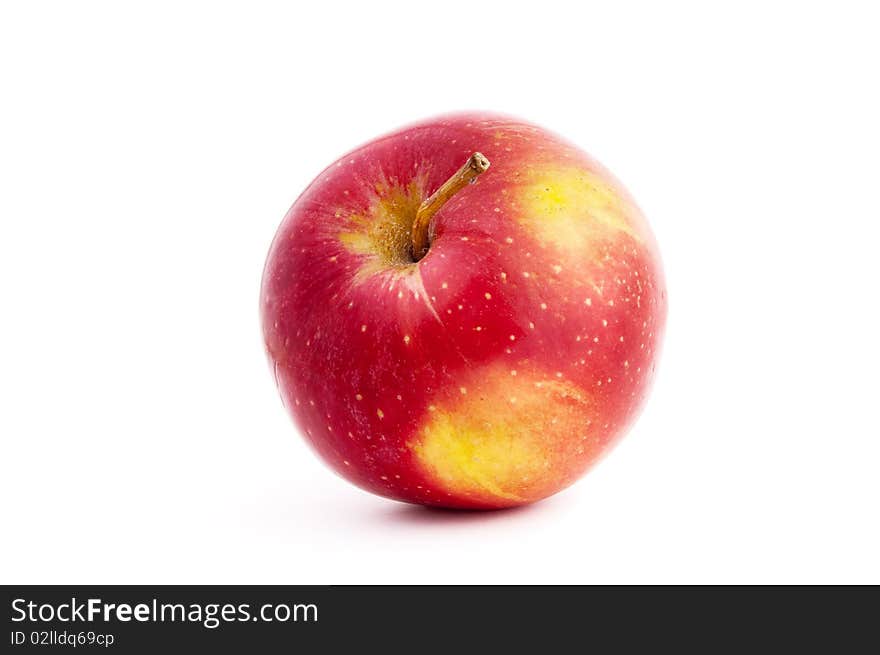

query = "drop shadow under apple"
[375,492,573,527]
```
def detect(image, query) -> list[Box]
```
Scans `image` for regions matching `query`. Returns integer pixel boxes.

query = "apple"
[261,113,666,509]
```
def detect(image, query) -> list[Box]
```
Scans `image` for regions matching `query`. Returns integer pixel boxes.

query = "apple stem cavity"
[410,152,490,261]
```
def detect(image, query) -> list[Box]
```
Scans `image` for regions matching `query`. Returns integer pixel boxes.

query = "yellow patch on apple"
[409,365,599,506]
[518,166,642,255]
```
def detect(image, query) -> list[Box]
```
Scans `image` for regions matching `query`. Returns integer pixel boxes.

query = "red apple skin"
[261,113,666,509]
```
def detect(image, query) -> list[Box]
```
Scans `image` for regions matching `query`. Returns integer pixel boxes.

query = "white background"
[1,1,878,584]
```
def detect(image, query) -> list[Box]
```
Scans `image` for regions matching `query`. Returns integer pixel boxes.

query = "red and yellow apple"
[261,113,666,509]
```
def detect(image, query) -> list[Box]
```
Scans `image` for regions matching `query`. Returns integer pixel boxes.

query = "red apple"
[261,113,666,509]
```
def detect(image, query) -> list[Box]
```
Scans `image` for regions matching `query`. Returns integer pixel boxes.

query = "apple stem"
[410,152,490,261]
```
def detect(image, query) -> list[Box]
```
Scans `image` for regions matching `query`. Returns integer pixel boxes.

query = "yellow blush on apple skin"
[518,166,642,256]
[408,365,602,507]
